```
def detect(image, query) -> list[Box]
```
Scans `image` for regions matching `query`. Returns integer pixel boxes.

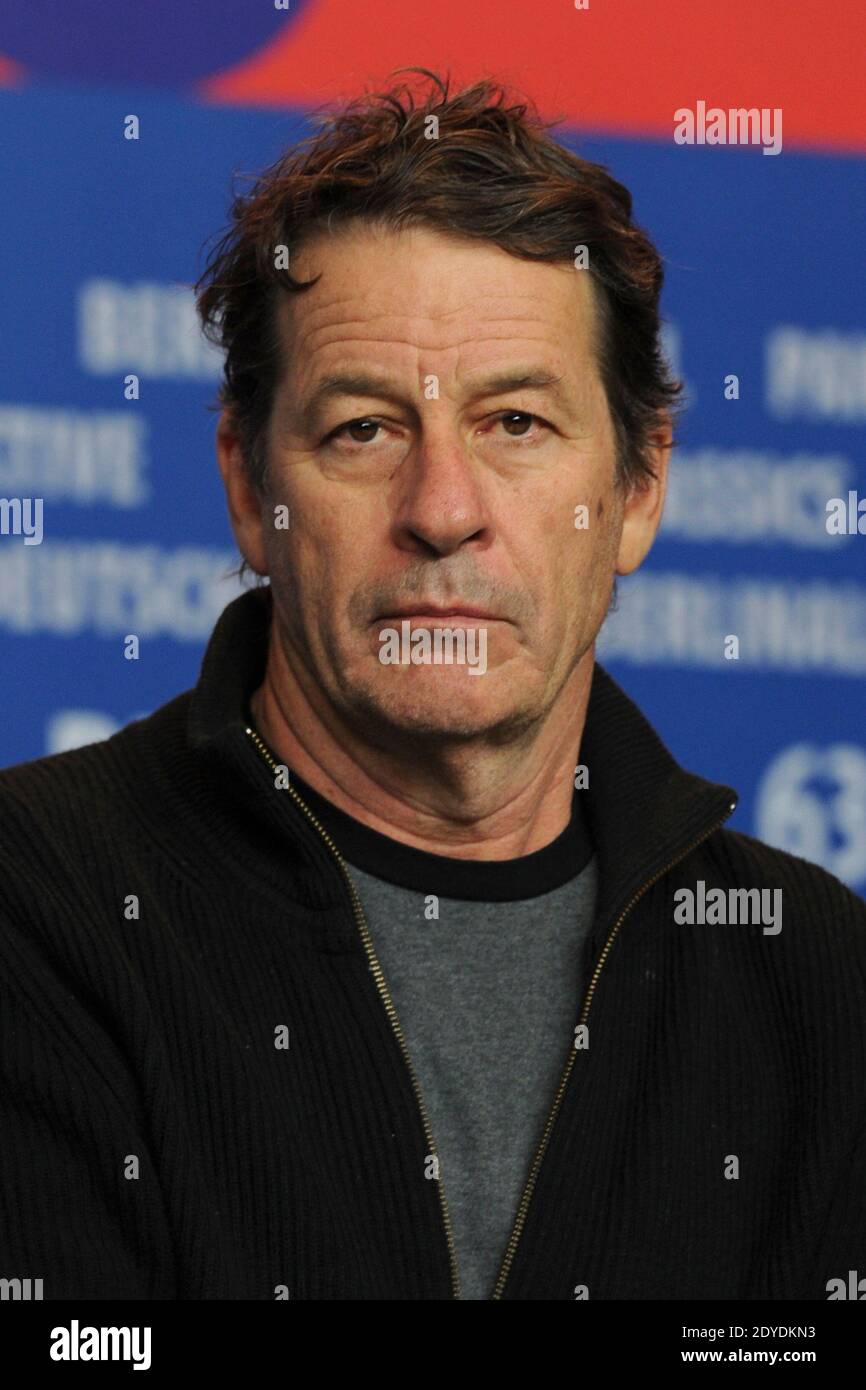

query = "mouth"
[376,605,501,623]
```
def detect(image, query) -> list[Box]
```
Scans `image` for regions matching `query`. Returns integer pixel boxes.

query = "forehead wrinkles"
[282,320,585,403]
[289,288,570,347]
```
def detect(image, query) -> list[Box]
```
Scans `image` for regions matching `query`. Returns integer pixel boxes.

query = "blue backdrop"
[1,82,864,895]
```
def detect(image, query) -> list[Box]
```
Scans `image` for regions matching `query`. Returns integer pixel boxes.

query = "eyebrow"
[298,367,569,432]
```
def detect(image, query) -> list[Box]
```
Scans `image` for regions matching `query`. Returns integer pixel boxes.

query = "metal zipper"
[245,720,735,1301]
[244,723,463,1299]
[489,796,737,1299]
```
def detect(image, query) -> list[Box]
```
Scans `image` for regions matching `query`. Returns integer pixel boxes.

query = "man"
[1,69,865,1302]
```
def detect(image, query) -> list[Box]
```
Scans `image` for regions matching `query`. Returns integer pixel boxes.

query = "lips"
[377,605,499,621]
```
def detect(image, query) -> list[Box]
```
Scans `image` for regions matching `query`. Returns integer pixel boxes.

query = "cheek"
[288,523,372,639]
[557,498,620,613]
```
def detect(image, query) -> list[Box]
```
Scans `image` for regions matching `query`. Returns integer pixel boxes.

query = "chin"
[343,672,540,748]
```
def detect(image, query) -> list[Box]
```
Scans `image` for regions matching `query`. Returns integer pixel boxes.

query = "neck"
[248,633,594,862]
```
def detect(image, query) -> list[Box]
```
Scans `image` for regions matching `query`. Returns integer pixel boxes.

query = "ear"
[615,414,672,576]
[216,411,270,576]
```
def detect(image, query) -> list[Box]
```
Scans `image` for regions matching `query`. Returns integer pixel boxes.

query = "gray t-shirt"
[285,770,598,1299]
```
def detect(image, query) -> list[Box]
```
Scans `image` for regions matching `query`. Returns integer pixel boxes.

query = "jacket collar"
[580,660,737,947]
[188,586,737,946]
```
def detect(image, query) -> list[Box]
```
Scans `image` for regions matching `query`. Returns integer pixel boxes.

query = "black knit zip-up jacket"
[1,585,865,1301]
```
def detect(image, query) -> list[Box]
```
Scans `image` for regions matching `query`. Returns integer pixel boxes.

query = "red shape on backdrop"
[0,0,863,153]
[199,0,866,154]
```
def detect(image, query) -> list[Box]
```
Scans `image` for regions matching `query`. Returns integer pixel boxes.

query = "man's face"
[224,222,665,750]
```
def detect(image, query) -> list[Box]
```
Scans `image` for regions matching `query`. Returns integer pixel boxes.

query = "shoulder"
[0,691,191,882]
[700,822,866,978]
[709,824,866,918]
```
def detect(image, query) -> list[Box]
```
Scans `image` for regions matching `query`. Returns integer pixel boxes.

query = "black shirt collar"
[188,585,738,945]
[243,719,595,901]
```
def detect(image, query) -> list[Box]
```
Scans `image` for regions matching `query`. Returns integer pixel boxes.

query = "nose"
[390,425,492,558]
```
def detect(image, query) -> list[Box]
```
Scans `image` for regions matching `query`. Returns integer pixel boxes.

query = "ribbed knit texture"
[1,585,865,1300]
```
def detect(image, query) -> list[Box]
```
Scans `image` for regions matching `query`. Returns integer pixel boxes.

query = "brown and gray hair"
[196,66,682,515]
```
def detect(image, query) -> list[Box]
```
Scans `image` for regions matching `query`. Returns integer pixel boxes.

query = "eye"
[324,410,551,448]
[327,417,383,444]
[493,411,549,439]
